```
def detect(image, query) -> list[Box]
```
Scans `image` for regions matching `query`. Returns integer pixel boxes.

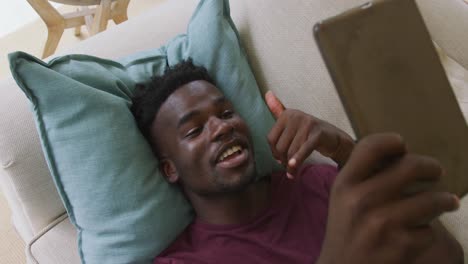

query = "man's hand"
[316,133,461,264]
[265,91,354,178]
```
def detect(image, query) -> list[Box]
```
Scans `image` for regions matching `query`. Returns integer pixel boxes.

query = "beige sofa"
[1,0,467,263]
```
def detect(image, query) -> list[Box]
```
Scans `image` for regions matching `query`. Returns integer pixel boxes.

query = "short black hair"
[131,59,214,145]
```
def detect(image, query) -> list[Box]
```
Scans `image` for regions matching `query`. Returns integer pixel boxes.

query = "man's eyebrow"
[177,110,200,129]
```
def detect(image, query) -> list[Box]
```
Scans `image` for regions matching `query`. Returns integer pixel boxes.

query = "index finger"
[265,91,285,119]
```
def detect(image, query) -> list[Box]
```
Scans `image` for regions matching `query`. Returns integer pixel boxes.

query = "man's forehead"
[171,83,221,105]
[175,80,223,97]
[155,80,227,125]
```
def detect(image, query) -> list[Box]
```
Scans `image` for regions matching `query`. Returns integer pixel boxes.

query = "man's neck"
[186,177,271,226]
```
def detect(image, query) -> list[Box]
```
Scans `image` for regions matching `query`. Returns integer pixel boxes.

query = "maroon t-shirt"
[154,164,338,264]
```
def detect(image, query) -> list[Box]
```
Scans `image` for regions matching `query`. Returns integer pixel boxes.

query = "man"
[131,60,463,264]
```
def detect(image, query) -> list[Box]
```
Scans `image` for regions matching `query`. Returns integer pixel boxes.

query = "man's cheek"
[182,142,206,162]
[184,142,199,152]
[235,119,250,133]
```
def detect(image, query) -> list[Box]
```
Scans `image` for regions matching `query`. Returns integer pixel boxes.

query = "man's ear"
[159,159,179,183]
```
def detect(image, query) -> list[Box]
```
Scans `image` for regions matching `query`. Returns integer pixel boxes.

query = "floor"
[0,1,62,37]
[0,1,165,263]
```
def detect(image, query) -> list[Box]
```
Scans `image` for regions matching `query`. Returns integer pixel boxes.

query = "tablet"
[314,0,468,196]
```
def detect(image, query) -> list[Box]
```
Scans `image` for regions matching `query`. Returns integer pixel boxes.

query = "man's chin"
[214,164,256,193]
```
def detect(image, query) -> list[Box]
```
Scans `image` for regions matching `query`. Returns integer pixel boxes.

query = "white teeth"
[219,145,242,162]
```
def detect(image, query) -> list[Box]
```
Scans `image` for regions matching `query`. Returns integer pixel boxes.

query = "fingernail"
[287,172,294,179]
[288,158,297,167]
[275,159,282,164]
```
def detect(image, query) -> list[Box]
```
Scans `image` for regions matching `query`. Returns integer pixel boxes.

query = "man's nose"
[209,116,234,141]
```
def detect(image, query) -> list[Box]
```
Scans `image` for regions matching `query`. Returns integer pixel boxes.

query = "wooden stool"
[27,0,130,58]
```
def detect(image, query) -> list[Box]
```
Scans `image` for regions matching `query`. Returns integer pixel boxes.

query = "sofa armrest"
[0,77,66,241]
[27,214,79,264]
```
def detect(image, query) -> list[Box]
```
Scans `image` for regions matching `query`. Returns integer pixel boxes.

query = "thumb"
[265,91,285,119]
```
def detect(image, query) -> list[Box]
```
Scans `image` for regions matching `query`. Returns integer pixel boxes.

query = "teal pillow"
[9,0,278,263]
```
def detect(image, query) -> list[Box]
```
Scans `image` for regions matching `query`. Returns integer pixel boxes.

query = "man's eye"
[221,110,234,119]
[186,127,202,138]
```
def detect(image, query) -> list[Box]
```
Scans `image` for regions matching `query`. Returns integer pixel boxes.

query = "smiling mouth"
[218,145,242,162]
[216,145,249,169]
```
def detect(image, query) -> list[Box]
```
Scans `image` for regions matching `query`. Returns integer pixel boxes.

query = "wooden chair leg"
[112,0,130,24]
[91,0,112,35]
[74,26,81,36]
[27,0,65,58]
[74,8,81,36]
[43,26,64,58]
[112,13,128,24]
[85,14,94,33]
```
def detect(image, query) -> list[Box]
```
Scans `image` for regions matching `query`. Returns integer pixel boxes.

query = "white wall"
[0,1,61,38]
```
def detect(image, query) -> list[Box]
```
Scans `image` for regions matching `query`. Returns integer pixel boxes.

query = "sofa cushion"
[415,0,468,70]
[8,0,278,263]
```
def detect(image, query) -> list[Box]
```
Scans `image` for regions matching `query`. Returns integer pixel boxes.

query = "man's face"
[151,80,256,197]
